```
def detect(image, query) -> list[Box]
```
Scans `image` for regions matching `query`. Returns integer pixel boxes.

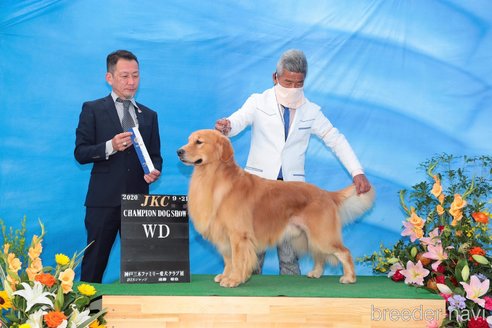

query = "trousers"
[254,238,300,275]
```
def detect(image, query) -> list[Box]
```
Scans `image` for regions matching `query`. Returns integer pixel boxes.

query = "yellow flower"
[28,240,43,260]
[89,319,106,328]
[78,284,97,297]
[431,176,442,198]
[436,204,445,216]
[19,324,31,328]
[59,268,75,294]
[0,290,12,310]
[55,253,70,266]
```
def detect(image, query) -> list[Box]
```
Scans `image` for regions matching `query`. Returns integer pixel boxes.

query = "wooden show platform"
[98,275,445,327]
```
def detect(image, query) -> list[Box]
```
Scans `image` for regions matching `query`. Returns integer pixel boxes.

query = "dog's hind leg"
[307,251,325,278]
[333,245,356,284]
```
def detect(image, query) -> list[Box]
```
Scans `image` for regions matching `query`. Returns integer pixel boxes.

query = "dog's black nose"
[177,148,184,157]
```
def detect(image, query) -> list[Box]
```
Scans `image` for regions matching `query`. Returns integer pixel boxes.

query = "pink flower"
[460,275,489,308]
[426,319,439,328]
[387,262,403,278]
[420,228,441,247]
[422,244,448,271]
[400,261,430,286]
[401,221,423,242]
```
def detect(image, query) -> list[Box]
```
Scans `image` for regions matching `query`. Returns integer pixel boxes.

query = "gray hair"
[276,49,308,77]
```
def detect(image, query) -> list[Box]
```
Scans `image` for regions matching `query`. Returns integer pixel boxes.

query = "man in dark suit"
[75,50,162,283]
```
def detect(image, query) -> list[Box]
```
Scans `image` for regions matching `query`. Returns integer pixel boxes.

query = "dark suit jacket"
[75,95,163,207]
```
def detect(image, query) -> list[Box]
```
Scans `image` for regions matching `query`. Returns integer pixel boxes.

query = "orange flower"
[426,277,439,291]
[59,268,75,294]
[436,204,445,216]
[28,240,43,260]
[469,247,486,263]
[438,193,445,204]
[409,210,425,228]
[469,247,486,256]
[431,176,442,198]
[35,273,57,287]
[450,194,467,211]
[416,253,431,266]
[7,253,22,272]
[3,243,9,255]
[27,257,43,281]
[472,212,489,224]
[449,207,463,226]
[44,311,67,328]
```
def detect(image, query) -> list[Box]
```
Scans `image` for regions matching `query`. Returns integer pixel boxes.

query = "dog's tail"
[338,185,376,225]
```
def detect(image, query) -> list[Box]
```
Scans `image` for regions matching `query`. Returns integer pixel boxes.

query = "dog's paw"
[307,270,323,279]
[219,277,241,288]
[339,275,356,284]
[214,274,225,283]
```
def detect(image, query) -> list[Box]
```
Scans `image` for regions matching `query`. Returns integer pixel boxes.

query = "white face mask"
[274,83,306,109]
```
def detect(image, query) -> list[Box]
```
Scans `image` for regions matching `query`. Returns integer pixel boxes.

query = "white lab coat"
[228,87,364,182]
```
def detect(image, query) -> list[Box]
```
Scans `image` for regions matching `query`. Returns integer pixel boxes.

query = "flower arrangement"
[0,218,106,328]
[360,154,492,328]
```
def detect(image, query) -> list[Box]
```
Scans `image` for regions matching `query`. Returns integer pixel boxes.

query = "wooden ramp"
[97,275,445,327]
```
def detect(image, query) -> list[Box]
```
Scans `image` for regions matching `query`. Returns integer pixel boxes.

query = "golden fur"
[178,129,375,287]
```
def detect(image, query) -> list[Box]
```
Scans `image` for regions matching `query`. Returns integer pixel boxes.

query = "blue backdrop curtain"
[1,0,491,282]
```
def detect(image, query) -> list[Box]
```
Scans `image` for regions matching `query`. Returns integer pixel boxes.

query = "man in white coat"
[215,49,371,275]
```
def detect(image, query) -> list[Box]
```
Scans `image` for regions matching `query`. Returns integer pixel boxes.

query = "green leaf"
[461,264,470,282]
[472,254,489,265]
[455,259,468,281]
[55,284,65,311]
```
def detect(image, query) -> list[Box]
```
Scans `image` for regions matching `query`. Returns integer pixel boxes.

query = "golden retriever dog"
[177,129,375,288]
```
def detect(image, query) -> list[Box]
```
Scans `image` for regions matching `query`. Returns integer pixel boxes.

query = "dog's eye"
[196,140,203,145]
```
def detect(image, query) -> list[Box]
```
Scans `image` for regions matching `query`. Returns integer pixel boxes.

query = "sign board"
[120,194,190,283]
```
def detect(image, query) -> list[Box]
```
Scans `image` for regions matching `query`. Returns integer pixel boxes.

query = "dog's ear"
[220,135,233,162]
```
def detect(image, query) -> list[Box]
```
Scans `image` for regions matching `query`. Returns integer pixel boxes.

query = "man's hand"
[353,174,371,195]
[112,132,133,151]
[215,118,231,135]
[144,169,161,184]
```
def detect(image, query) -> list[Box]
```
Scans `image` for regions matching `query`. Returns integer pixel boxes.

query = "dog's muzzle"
[177,148,203,165]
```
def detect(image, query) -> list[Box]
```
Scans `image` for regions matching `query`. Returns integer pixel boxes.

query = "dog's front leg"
[214,254,232,283]
[214,242,232,283]
[219,233,257,288]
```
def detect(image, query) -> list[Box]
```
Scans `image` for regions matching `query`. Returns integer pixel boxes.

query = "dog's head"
[177,129,233,166]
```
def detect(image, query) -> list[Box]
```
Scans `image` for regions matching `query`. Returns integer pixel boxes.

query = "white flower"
[387,262,403,278]
[436,283,453,295]
[69,308,92,328]
[12,281,54,312]
[26,309,47,328]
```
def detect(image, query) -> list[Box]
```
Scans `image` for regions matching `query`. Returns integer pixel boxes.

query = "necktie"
[283,107,290,140]
[278,107,290,180]
[118,98,136,131]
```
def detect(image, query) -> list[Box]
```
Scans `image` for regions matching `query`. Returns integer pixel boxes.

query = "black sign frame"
[120,194,190,283]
